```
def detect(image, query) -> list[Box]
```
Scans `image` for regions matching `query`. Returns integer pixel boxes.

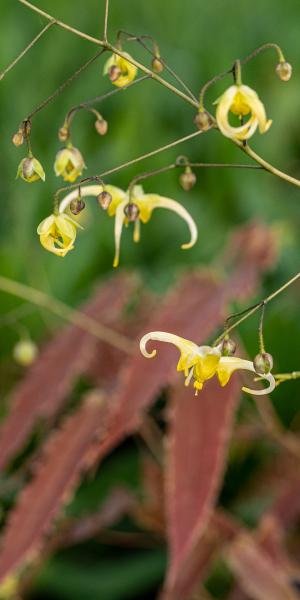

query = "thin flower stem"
[65,75,149,126]
[274,371,300,382]
[241,42,285,65]
[258,302,266,353]
[117,30,198,102]
[198,67,233,110]
[18,0,106,46]
[0,276,134,354]
[238,143,300,189]
[55,130,204,203]
[104,0,109,42]
[26,49,106,121]
[0,21,55,82]
[213,272,300,346]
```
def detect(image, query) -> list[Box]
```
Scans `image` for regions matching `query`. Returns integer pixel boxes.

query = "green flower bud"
[253,352,274,375]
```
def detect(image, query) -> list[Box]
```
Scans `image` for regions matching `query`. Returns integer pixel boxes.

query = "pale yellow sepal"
[37,213,81,257]
[17,156,45,183]
[54,146,86,182]
[215,84,272,141]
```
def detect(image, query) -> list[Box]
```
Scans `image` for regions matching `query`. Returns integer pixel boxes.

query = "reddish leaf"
[0,273,136,470]
[227,534,298,600]
[162,377,240,600]
[0,392,106,581]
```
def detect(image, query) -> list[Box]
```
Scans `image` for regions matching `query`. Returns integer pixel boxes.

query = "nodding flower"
[37,213,82,257]
[140,331,275,396]
[103,52,138,87]
[54,146,86,183]
[215,84,272,141]
[17,156,45,183]
[58,184,198,268]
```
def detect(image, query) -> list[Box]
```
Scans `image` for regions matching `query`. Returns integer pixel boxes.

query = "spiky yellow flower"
[58,184,198,267]
[17,156,45,183]
[37,213,81,257]
[140,332,275,396]
[215,84,272,141]
[103,52,138,87]
[54,146,86,182]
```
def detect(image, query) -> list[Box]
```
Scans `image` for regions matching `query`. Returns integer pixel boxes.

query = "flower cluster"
[47,184,198,265]
[140,332,275,396]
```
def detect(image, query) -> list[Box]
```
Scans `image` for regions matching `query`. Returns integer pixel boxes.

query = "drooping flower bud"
[194,110,214,132]
[221,337,237,357]
[13,339,38,367]
[70,197,86,215]
[12,129,24,147]
[58,126,69,142]
[124,202,140,222]
[152,57,164,73]
[95,119,108,136]
[17,156,45,183]
[97,190,112,210]
[179,167,197,191]
[276,61,292,82]
[253,352,274,375]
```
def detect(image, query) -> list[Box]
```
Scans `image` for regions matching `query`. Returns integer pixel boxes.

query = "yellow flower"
[17,156,45,183]
[58,184,198,268]
[103,52,138,87]
[140,332,275,396]
[37,213,81,257]
[54,146,86,182]
[215,84,272,141]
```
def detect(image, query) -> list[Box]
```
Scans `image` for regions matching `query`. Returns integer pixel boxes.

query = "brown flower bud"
[95,119,108,136]
[109,65,122,82]
[221,337,237,357]
[194,110,214,132]
[152,57,164,73]
[97,190,112,210]
[124,202,140,222]
[276,61,292,82]
[179,168,197,191]
[253,352,274,375]
[70,197,85,215]
[58,126,69,142]
[12,130,24,147]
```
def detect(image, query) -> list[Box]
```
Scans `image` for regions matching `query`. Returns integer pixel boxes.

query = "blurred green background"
[0,0,300,598]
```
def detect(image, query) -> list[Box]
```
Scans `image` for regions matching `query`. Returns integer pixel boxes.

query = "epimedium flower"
[54,146,86,183]
[214,84,272,141]
[58,184,198,268]
[103,52,138,87]
[37,212,82,257]
[17,156,45,183]
[140,331,276,396]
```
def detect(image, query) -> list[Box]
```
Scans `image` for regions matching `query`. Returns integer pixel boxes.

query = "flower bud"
[194,110,214,132]
[276,61,292,82]
[124,202,140,222]
[97,190,112,210]
[152,57,164,73]
[17,156,45,183]
[109,65,122,82]
[12,130,24,147]
[13,339,38,367]
[95,119,108,136]
[70,197,85,215]
[58,126,69,142]
[253,352,274,375]
[221,337,237,357]
[179,167,197,191]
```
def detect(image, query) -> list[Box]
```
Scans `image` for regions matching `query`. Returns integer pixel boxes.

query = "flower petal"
[218,357,275,396]
[113,199,127,268]
[140,331,198,360]
[137,194,198,249]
